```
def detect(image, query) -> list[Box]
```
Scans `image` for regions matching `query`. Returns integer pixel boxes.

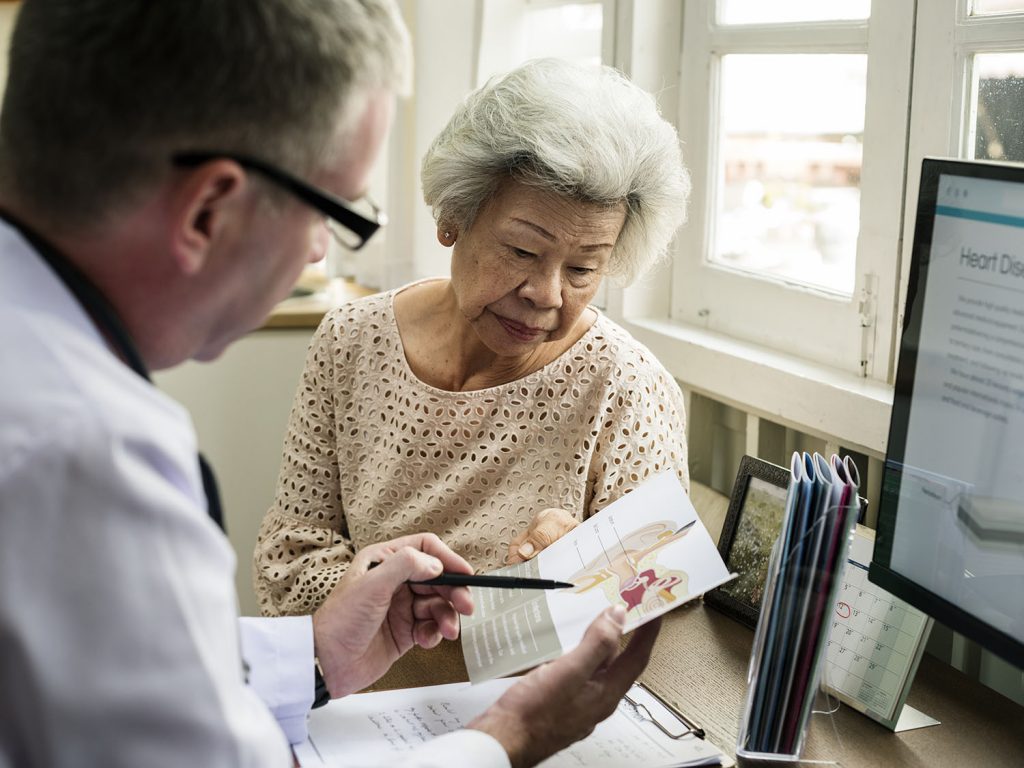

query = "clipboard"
[620,683,734,767]
[623,682,706,740]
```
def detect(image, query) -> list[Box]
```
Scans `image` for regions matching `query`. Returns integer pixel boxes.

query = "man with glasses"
[0,2,659,767]
[172,151,388,252]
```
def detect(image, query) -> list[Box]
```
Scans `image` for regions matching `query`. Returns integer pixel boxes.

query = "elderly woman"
[254,58,691,616]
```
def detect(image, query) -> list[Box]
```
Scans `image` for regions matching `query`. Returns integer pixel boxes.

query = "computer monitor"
[869,157,1024,668]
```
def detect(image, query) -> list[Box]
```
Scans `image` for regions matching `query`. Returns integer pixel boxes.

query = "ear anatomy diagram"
[569,518,695,618]
[459,471,735,683]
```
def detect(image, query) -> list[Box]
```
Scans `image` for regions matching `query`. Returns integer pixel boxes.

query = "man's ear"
[169,160,247,276]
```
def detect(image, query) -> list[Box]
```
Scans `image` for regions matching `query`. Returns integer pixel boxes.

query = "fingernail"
[518,542,535,558]
[608,605,626,627]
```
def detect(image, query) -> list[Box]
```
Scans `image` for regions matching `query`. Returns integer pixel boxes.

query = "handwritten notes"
[296,678,731,767]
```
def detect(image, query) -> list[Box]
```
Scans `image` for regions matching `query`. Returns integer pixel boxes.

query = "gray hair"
[421,58,690,285]
[0,0,411,229]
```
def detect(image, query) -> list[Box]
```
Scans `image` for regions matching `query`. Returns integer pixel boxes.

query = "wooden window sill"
[261,278,376,330]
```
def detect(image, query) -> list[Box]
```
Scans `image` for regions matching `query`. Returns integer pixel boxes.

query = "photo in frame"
[705,455,869,630]
[705,456,790,629]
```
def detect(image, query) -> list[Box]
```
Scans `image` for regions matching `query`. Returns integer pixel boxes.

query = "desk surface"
[368,604,1024,767]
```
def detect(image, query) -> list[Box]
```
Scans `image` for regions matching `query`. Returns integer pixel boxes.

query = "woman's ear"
[169,159,246,276]
[436,224,458,247]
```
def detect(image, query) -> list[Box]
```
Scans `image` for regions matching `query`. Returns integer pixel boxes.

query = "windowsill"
[261,278,376,330]
[619,315,895,455]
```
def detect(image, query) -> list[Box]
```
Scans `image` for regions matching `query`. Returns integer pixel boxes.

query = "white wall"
[381,0,479,288]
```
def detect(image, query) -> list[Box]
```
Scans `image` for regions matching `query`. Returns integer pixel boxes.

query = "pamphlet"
[461,471,736,682]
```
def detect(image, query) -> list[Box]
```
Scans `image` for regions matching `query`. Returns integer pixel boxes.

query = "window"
[614,0,1024,452]
[903,0,1024,342]
[476,0,613,86]
[671,2,914,377]
[974,52,1024,162]
[521,2,603,64]
[911,1,1024,161]
[715,52,866,295]
[719,0,869,25]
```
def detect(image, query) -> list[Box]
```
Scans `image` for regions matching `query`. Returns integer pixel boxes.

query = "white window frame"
[669,1,914,380]
[901,0,1024,327]
[603,0,1024,455]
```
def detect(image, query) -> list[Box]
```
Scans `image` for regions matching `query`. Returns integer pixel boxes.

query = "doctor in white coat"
[0,1,659,767]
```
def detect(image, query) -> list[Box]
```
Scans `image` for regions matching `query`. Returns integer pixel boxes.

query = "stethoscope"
[1,210,225,531]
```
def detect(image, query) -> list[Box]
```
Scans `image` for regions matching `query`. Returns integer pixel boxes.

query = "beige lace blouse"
[254,286,689,616]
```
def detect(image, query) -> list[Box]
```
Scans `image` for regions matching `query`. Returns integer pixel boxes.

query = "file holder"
[736,453,861,761]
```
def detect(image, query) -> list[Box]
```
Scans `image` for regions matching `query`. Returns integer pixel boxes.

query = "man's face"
[194,90,394,361]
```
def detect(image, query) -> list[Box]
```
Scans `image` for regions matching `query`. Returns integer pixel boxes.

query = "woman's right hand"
[505,507,579,564]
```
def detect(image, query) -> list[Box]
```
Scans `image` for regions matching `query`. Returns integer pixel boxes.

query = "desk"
[367,604,1024,766]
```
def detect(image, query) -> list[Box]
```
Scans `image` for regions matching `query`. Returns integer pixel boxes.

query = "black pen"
[367,561,574,590]
[413,573,575,590]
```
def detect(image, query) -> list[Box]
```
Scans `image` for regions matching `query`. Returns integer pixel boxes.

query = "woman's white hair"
[421,58,691,285]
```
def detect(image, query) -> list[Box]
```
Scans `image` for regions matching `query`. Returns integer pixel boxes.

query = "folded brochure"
[461,471,736,682]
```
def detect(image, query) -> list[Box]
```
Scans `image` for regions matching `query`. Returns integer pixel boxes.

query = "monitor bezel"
[868,156,1024,669]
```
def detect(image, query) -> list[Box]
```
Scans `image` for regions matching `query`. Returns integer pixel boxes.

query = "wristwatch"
[312,657,331,709]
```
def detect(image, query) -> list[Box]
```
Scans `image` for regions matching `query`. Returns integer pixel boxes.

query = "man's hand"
[312,533,475,698]
[468,606,661,768]
[506,508,579,564]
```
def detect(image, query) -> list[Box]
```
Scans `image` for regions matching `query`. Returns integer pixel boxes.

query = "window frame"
[901,0,1024,336]
[668,0,915,380]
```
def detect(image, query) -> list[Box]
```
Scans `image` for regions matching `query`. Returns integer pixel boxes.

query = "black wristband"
[312,660,331,709]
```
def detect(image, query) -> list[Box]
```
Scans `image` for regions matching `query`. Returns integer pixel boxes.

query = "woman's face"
[448,179,626,357]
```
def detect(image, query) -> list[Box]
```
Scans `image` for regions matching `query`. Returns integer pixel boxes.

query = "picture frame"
[704,456,793,629]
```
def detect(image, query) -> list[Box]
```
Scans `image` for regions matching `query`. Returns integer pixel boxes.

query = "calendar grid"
[823,532,931,724]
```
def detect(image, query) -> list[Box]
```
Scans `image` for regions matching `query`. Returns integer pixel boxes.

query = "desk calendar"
[823,526,933,729]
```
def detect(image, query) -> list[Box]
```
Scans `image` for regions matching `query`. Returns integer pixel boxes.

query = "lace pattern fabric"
[254,286,689,616]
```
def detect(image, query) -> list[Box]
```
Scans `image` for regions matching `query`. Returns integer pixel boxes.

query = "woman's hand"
[506,508,579,564]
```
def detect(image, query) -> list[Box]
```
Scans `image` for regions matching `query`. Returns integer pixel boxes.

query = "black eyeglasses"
[172,151,386,251]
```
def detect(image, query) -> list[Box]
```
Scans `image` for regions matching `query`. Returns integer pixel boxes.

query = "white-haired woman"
[255,58,692,617]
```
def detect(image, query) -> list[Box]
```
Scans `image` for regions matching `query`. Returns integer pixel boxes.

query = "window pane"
[972,0,1024,15]
[973,53,1024,163]
[715,54,867,295]
[523,3,602,66]
[719,0,869,25]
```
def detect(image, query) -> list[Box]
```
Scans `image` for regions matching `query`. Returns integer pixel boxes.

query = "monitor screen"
[869,157,1024,668]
